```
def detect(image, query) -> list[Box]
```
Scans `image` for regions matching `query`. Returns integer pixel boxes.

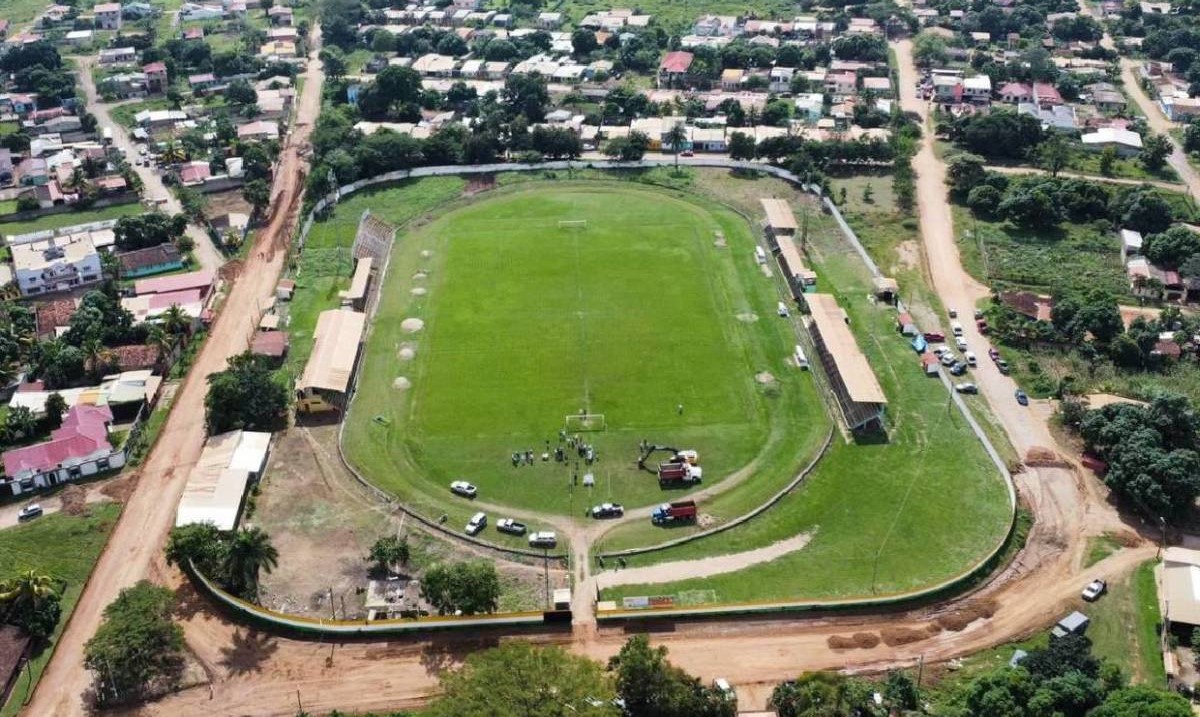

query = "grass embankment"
[1086,560,1165,685]
[598,179,1012,604]
[0,504,121,717]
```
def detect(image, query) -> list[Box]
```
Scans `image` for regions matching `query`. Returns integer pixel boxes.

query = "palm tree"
[223,527,279,599]
[160,304,190,337]
[146,325,175,365]
[665,122,687,172]
[83,338,112,378]
[0,571,57,619]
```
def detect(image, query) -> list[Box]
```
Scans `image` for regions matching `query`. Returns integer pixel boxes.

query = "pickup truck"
[497,518,527,535]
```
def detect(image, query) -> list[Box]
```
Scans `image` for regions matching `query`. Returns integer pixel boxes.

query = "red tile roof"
[3,405,113,477]
[251,330,289,357]
[143,61,167,74]
[659,51,694,74]
[107,344,160,370]
[36,298,76,338]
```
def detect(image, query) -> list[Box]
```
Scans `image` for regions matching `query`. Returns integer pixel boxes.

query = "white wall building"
[11,233,102,297]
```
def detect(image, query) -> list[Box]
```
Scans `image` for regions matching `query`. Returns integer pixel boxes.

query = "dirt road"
[593,533,813,590]
[22,29,325,717]
[76,58,226,275]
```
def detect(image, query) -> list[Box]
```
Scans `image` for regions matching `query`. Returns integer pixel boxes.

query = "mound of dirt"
[401,318,425,333]
[880,624,941,647]
[1025,446,1069,466]
[398,346,416,361]
[935,598,998,632]
[58,485,88,516]
[827,632,880,650]
[392,377,411,390]
[755,372,776,384]
[410,287,427,296]
[736,313,758,323]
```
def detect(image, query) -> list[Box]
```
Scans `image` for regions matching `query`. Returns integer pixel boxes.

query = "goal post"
[565,413,606,432]
[558,220,588,230]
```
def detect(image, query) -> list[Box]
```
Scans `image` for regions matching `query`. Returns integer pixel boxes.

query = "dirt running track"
[24,33,1161,717]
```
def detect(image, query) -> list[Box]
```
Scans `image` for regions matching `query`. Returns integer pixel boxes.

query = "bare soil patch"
[934,598,998,632]
[58,485,88,516]
[826,632,880,650]
[880,624,941,647]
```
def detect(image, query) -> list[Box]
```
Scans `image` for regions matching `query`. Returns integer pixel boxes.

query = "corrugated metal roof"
[298,310,366,394]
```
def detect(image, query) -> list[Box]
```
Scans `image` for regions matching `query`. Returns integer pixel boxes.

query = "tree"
[1099,145,1117,176]
[0,570,60,641]
[43,392,67,428]
[999,187,1061,229]
[953,111,1043,160]
[421,561,500,615]
[1143,226,1200,269]
[1140,133,1172,173]
[225,79,258,106]
[1112,188,1173,234]
[367,535,410,573]
[319,47,347,80]
[603,132,650,161]
[571,28,599,56]
[913,31,949,67]
[502,73,550,122]
[1088,686,1192,717]
[608,635,736,717]
[1184,118,1200,154]
[665,122,688,171]
[728,131,756,162]
[967,184,1003,218]
[165,522,227,576]
[4,406,36,441]
[1039,134,1071,177]
[114,213,188,251]
[222,526,279,599]
[160,304,191,337]
[946,153,987,199]
[243,178,271,214]
[84,581,184,705]
[358,66,422,120]
[204,352,288,433]
[426,642,617,717]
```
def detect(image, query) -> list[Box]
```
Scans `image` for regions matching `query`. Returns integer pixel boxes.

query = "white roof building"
[175,430,272,531]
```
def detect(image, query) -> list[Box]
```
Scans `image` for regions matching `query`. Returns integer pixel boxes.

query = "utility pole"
[543,548,551,609]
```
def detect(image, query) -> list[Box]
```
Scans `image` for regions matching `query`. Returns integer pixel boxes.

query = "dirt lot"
[253,424,565,618]
[202,189,254,220]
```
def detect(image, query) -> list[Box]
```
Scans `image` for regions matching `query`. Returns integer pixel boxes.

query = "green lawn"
[539,0,795,32]
[1085,533,1125,568]
[1086,560,1166,685]
[109,98,174,129]
[597,190,1012,603]
[342,182,825,530]
[0,203,142,238]
[0,504,121,717]
[0,0,56,26]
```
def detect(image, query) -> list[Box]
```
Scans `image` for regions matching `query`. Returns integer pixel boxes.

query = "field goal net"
[558,220,588,230]
[565,413,606,432]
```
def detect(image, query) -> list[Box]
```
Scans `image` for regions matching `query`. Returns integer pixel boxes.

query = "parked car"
[955,382,978,394]
[1015,389,1029,406]
[949,362,967,376]
[713,678,736,702]
[17,504,43,522]
[924,331,945,342]
[955,336,968,351]
[1082,578,1107,601]
[988,347,1000,362]
[777,302,790,318]
[997,359,1010,374]
[591,503,625,519]
[964,351,977,367]
[951,321,964,336]
[680,149,694,157]
[940,352,957,367]
[450,480,477,498]
[529,531,558,548]
[465,512,487,535]
[974,309,984,320]
[497,518,527,535]
[948,308,958,318]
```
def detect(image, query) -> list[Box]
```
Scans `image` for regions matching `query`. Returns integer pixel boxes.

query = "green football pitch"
[343,183,827,518]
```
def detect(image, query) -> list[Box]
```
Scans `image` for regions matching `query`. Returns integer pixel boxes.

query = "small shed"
[920,353,940,376]
[276,279,296,301]
[874,277,899,304]
[1051,611,1089,639]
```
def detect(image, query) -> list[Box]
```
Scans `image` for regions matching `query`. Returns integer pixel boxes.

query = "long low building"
[175,429,271,531]
[804,293,887,431]
[760,197,816,296]
[296,309,366,413]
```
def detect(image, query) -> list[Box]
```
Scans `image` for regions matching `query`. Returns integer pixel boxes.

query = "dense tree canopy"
[84,581,184,705]
[608,635,735,717]
[420,561,501,615]
[204,352,288,434]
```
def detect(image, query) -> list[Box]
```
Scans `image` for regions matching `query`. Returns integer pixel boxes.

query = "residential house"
[1081,127,1143,156]
[179,3,223,21]
[1087,82,1126,112]
[188,73,219,92]
[720,68,744,91]
[963,75,992,102]
[15,158,48,186]
[537,11,563,28]
[94,2,123,29]
[794,93,825,123]
[117,243,185,278]
[1018,102,1077,131]
[267,4,293,25]
[0,149,12,185]
[64,29,95,46]
[1162,97,1200,122]
[1032,82,1063,106]
[1120,228,1143,259]
[142,62,168,93]
[768,66,795,93]
[98,47,137,66]
[178,160,211,186]
[259,40,297,60]
[861,76,891,97]
[1128,257,1184,302]
[999,291,1055,322]
[932,74,963,103]
[237,119,280,142]
[658,51,694,89]
[825,71,857,99]
[134,109,186,129]
[11,233,103,297]
[1,405,124,495]
[32,181,70,209]
[412,53,457,76]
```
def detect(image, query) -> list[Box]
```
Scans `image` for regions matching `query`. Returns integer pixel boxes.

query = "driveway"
[76,58,226,275]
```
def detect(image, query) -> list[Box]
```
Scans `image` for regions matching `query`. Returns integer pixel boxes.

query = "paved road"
[22,29,325,717]
[76,58,226,275]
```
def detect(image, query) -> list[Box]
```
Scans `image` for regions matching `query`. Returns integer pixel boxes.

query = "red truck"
[658,461,703,485]
[652,500,697,524]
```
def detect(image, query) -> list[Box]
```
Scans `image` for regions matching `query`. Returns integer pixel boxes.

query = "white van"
[777,302,790,317]
[951,321,964,337]
[794,344,809,370]
[529,531,558,548]
[964,350,977,367]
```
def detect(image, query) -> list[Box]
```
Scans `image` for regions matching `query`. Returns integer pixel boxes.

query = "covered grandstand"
[760,198,816,297]
[804,293,887,431]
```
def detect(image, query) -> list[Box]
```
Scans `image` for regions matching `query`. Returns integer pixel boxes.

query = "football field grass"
[343,182,827,521]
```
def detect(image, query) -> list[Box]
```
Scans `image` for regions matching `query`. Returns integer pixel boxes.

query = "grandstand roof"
[806,294,887,404]
[339,257,373,303]
[298,309,365,394]
[760,198,798,231]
